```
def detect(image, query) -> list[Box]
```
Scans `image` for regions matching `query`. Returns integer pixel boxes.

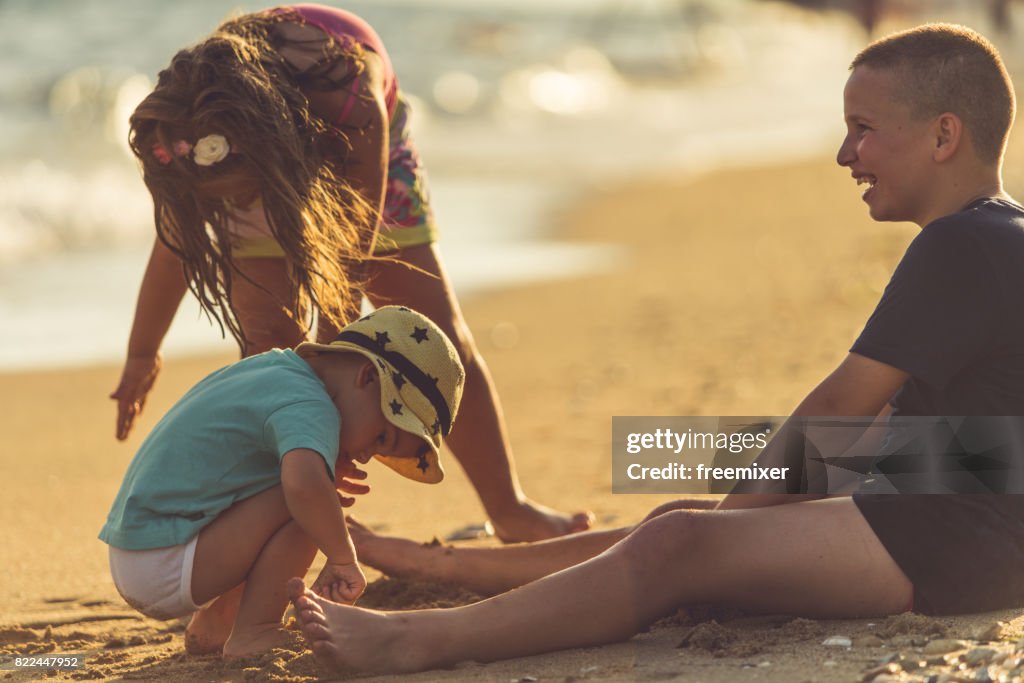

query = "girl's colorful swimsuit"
[230,4,435,258]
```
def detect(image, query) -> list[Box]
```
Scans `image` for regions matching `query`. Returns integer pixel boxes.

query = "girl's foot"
[286,578,427,673]
[347,518,452,581]
[490,500,593,543]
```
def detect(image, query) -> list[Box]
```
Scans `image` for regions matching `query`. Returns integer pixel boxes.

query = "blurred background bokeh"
[2,0,1023,368]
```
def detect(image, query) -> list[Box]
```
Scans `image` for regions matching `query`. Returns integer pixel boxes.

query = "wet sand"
[2,154,1024,681]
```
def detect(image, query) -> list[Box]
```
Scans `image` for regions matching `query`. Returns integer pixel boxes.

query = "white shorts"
[108,536,213,620]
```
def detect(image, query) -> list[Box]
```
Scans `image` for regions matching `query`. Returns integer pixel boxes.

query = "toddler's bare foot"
[222,623,293,659]
[348,518,451,581]
[286,577,428,673]
[185,589,241,655]
[490,500,593,543]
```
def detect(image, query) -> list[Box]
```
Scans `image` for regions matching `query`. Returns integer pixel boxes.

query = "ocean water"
[2,0,971,369]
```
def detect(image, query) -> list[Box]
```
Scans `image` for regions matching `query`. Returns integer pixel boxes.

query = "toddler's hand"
[335,460,370,507]
[110,354,162,441]
[313,560,367,604]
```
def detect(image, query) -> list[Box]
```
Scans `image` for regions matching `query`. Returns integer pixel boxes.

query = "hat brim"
[295,341,445,484]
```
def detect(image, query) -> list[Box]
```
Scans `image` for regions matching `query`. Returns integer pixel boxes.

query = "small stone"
[963,648,998,667]
[923,639,968,655]
[877,653,903,665]
[823,636,853,648]
[902,658,923,672]
[863,663,901,681]
[823,659,838,667]
[757,661,771,667]
[971,622,1006,642]
[972,668,993,683]
[871,675,901,683]
[892,635,918,647]
[856,635,886,648]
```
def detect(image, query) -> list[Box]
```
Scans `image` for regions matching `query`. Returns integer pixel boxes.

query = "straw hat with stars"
[295,306,465,484]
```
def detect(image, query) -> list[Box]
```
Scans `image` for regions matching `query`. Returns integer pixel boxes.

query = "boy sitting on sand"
[281,23,1024,674]
[99,306,464,658]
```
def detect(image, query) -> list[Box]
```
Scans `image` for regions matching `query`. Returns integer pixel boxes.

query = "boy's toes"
[298,607,328,627]
[301,620,333,642]
[286,577,308,602]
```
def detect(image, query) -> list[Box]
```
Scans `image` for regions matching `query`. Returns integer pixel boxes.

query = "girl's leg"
[228,258,307,356]
[350,498,717,595]
[289,497,911,673]
[365,244,592,542]
[188,486,318,657]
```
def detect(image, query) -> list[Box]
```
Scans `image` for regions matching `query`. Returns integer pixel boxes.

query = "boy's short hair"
[851,23,1015,164]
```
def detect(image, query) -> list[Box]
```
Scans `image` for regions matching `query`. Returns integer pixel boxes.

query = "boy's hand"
[111,353,162,440]
[313,561,367,604]
[335,460,370,507]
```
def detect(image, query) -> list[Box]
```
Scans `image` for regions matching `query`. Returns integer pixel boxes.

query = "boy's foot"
[222,624,293,659]
[185,590,241,655]
[347,518,451,581]
[490,499,593,543]
[286,577,425,673]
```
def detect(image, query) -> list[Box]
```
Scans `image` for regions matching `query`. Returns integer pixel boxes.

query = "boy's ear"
[932,112,963,163]
[355,360,379,388]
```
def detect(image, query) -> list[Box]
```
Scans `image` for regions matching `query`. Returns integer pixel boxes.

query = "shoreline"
[3,153,1024,681]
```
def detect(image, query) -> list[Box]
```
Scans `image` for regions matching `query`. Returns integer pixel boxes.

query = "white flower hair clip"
[193,134,231,166]
[152,134,232,167]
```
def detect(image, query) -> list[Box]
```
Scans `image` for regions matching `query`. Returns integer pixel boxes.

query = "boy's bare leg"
[350,498,717,595]
[185,583,243,654]
[189,485,319,657]
[289,497,911,674]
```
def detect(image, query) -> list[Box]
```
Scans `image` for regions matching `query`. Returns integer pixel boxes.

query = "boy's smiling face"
[837,65,938,225]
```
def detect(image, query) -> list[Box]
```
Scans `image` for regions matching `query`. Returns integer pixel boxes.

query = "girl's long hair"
[129,9,375,350]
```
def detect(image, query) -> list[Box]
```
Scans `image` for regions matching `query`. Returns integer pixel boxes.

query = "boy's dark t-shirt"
[851,197,1024,417]
[849,197,1024,614]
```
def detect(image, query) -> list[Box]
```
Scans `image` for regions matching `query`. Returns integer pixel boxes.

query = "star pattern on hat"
[410,326,429,344]
[417,454,430,472]
[427,374,440,386]
[376,359,386,370]
[390,399,403,416]
[375,331,391,346]
[392,372,406,390]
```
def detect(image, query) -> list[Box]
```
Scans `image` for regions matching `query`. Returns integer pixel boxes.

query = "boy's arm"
[280,448,356,563]
[717,352,909,510]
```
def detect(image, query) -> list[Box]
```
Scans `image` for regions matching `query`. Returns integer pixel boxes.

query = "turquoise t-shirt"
[99,349,340,550]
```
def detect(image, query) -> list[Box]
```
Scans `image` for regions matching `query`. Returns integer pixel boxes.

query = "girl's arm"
[110,237,188,439]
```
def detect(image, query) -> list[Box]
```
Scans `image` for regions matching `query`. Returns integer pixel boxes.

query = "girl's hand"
[110,353,162,441]
[335,460,370,507]
[312,560,367,604]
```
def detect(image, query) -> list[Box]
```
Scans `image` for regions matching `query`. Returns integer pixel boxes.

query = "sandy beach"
[3,146,1024,682]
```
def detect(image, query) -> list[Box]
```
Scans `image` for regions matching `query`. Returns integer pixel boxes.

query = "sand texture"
[3,157,1024,681]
